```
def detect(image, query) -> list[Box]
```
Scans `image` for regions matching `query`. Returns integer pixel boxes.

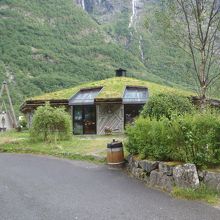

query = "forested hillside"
[0,0,167,111]
[76,0,220,98]
[0,0,219,113]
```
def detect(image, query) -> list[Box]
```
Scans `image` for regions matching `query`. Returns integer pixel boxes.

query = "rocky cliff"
[75,0,159,63]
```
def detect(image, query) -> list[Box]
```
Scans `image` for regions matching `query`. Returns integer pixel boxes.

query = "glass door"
[73,105,96,135]
[73,106,83,135]
[84,105,96,134]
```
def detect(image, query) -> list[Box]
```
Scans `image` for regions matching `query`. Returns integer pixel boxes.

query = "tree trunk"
[200,85,207,110]
[199,50,207,110]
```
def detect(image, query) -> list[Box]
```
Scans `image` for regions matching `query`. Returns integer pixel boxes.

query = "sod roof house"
[21,70,192,135]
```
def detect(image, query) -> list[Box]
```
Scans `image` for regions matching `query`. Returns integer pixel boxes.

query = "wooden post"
[0,81,18,128]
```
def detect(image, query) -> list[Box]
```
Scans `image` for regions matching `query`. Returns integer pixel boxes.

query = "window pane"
[84,106,96,120]
[74,121,83,135]
[74,106,82,121]
[69,88,101,105]
[84,106,96,134]
[123,87,148,104]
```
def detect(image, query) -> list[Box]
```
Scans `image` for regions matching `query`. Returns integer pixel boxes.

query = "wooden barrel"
[107,140,124,165]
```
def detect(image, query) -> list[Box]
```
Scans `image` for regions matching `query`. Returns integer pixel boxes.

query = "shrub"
[30,104,71,142]
[126,111,220,167]
[126,117,172,161]
[170,112,220,167]
[141,93,194,119]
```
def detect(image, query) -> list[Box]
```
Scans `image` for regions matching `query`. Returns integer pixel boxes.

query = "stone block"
[173,164,199,189]
[203,171,220,191]
[131,167,146,180]
[149,170,174,192]
[139,160,159,173]
[159,162,174,176]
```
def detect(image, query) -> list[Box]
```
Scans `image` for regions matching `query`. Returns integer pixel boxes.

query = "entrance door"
[73,105,96,135]
[84,105,96,134]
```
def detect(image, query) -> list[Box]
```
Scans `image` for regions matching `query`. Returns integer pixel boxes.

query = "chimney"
[115,68,126,77]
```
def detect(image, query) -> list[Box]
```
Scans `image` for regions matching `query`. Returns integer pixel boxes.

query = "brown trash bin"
[107,139,124,165]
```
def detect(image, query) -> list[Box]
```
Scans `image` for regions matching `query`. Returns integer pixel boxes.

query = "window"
[69,88,102,105]
[123,86,148,104]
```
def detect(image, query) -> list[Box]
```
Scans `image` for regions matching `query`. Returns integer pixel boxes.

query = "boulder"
[149,170,174,192]
[138,160,159,173]
[173,164,199,188]
[203,171,220,191]
[159,162,174,176]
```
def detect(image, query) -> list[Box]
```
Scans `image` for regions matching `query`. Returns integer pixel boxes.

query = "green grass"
[31,77,193,101]
[171,185,220,205]
[0,131,127,163]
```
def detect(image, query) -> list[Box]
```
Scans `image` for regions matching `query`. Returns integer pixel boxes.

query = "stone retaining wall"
[127,155,220,192]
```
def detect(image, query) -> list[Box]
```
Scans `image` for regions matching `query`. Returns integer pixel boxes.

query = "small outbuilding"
[20,70,192,135]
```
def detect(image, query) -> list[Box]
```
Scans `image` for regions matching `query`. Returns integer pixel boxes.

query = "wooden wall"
[96,104,124,135]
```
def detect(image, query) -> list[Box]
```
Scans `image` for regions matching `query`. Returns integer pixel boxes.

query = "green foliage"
[19,116,27,129]
[30,104,71,142]
[0,0,161,113]
[141,93,194,119]
[170,111,220,167]
[0,0,219,115]
[126,117,172,160]
[126,111,220,167]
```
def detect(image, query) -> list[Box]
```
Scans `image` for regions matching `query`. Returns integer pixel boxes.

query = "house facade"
[69,86,148,135]
[20,70,149,135]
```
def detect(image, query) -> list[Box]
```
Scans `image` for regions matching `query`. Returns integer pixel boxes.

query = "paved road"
[0,154,219,220]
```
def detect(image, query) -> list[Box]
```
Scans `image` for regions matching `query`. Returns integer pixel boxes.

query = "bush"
[126,111,220,167]
[141,93,194,119]
[126,117,172,161]
[30,104,71,142]
[170,112,220,167]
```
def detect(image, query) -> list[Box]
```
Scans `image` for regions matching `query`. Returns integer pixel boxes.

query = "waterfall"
[139,35,144,62]
[129,0,137,28]
[76,0,86,10]
[81,0,85,10]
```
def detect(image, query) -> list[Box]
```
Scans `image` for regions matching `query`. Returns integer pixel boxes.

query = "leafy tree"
[141,93,194,120]
[30,104,71,142]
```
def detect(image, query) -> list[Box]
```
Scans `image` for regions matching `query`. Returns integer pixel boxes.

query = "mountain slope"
[0,0,169,111]
[75,0,220,98]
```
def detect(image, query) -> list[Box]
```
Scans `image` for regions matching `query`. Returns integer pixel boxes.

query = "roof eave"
[94,98,123,104]
[20,99,69,113]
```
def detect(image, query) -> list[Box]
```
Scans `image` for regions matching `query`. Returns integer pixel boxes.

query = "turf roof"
[31,77,193,101]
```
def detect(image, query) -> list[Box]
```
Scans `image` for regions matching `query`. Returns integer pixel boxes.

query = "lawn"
[0,131,126,163]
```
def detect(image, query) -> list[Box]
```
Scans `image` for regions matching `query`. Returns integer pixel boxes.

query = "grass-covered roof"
[30,77,193,101]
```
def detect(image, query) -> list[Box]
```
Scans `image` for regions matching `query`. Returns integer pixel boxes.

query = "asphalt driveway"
[0,154,219,220]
